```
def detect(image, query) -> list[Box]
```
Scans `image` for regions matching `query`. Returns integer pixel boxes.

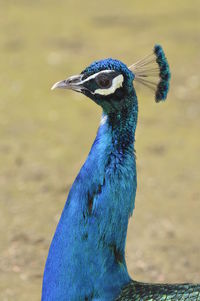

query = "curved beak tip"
[51,75,83,92]
[51,81,62,90]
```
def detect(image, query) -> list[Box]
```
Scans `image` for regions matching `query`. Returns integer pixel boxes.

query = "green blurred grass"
[0,0,200,300]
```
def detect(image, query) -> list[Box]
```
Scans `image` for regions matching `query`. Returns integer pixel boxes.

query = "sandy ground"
[0,1,200,300]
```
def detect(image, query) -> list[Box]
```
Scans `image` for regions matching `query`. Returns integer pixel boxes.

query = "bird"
[42,45,200,301]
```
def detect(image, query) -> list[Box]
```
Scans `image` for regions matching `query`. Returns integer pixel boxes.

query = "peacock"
[42,45,200,301]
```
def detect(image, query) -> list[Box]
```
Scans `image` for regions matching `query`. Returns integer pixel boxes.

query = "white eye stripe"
[71,69,124,96]
[93,74,124,96]
[74,70,115,86]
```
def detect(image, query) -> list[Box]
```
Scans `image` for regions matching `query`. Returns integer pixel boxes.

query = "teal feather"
[154,44,171,102]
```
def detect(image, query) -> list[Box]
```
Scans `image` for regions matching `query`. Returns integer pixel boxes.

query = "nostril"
[71,78,81,84]
[67,75,82,85]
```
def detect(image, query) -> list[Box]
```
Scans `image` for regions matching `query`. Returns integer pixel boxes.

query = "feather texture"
[115,281,200,301]
[129,45,171,102]
[42,48,200,301]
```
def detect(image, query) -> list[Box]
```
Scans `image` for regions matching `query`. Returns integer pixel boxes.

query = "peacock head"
[51,45,171,113]
[52,58,136,113]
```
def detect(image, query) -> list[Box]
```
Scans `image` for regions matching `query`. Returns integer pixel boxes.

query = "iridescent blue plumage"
[41,46,200,301]
[82,58,135,82]
[42,59,138,301]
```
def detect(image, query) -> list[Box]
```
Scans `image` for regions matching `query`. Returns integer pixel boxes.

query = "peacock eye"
[95,74,112,89]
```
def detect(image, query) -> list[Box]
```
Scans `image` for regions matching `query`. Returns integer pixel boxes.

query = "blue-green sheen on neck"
[42,90,138,301]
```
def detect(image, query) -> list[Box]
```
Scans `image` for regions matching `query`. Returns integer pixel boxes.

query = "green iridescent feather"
[115,281,200,301]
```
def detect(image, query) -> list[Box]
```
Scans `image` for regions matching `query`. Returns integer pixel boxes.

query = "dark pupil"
[97,75,111,88]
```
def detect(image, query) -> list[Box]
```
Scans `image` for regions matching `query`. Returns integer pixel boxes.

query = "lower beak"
[51,74,83,92]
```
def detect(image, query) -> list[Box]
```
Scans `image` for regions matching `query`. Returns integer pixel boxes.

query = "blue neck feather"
[42,91,138,301]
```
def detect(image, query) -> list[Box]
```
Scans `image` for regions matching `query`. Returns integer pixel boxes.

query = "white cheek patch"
[94,74,124,96]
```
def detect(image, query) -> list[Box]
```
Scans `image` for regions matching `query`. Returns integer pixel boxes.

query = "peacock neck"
[42,92,138,301]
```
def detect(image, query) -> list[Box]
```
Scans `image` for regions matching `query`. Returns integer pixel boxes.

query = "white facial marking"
[74,70,115,86]
[100,114,108,126]
[94,74,124,96]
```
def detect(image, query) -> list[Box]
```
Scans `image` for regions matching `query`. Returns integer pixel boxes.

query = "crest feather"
[129,45,171,102]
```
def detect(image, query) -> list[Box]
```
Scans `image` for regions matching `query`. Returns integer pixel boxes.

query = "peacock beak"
[51,74,83,92]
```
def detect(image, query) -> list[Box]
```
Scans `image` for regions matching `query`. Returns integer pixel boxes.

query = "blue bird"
[42,45,200,301]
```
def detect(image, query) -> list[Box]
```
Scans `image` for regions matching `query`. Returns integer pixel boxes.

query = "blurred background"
[0,0,200,300]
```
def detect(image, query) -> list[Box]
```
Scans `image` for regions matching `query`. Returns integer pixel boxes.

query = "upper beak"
[51,74,83,92]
